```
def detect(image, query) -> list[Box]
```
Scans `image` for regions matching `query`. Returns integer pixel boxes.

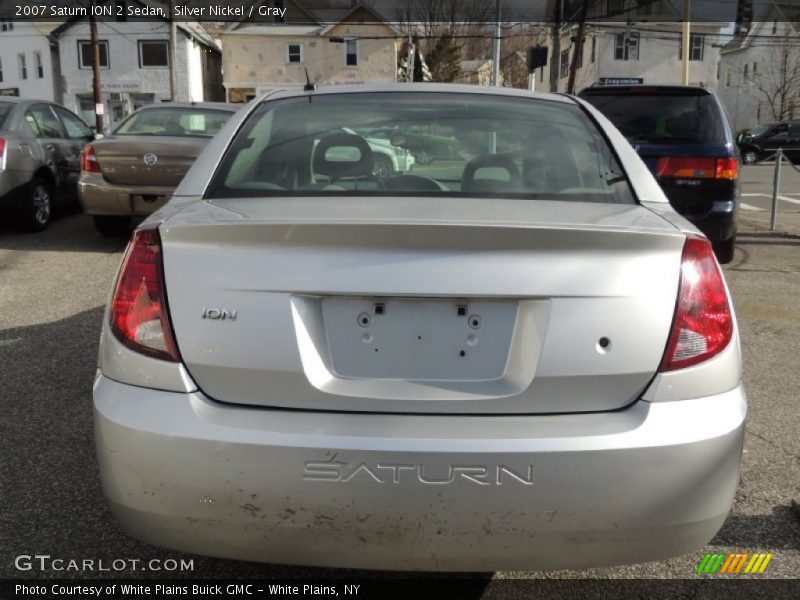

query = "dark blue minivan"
[579,85,739,263]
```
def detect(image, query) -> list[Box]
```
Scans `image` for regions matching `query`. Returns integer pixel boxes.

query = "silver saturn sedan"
[94,84,746,572]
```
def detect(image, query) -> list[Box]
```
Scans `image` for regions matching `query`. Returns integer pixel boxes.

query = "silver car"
[0,97,95,231]
[94,84,745,572]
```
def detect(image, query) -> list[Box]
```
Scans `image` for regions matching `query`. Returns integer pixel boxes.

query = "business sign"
[0,87,20,96]
[101,81,141,92]
[599,77,644,85]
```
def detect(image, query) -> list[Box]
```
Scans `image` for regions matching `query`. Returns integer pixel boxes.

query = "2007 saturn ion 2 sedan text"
[94,84,746,572]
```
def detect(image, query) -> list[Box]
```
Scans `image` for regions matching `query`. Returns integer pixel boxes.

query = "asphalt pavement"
[1,191,798,587]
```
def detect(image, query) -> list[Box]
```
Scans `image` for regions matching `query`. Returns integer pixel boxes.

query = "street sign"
[526,46,548,71]
[598,77,644,85]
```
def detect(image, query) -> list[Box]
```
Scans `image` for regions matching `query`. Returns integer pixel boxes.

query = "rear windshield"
[0,102,13,128]
[114,107,232,137]
[581,90,727,145]
[207,92,635,204]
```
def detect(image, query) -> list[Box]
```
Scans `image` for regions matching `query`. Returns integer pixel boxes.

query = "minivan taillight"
[110,225,180,362]
[659,235,733,372]
[656,157,739,180]
[81,144,101,173]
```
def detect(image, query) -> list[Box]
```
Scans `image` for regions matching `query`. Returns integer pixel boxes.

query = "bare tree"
[754,29,800,121]
[395,0,492,82]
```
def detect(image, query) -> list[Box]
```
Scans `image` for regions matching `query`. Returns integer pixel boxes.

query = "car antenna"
[304,68,316,92]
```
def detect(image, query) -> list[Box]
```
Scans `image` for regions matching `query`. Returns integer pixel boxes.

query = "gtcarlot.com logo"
[14,554,194,572]
[696,551,773,575]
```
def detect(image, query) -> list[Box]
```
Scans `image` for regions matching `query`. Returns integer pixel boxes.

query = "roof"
[224,25,323,36]
[256,83,573,105]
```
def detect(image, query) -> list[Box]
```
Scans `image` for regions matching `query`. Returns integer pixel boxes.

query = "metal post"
[681,0,691,84]
[770,148,782,231]
[491,0,501,86]
[528,71,536,92]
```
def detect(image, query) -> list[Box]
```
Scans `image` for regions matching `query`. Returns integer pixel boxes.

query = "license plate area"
[321,297,518,381]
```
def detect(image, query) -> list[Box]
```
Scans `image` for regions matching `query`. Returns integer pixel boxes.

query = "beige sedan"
[78,102,237,235]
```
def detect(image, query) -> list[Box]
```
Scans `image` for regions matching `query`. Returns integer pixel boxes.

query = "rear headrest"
[313,133,373,180]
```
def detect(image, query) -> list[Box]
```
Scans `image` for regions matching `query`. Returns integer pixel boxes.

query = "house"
[0,15,61,101]
[718,1,800,132]
[459,59,500,87]
[221,0,398,103]
[537,0,723,93]
[50,0,223,127]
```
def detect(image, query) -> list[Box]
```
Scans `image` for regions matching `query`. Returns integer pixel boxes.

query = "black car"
[578,85,739,264]
[737,121,800,165]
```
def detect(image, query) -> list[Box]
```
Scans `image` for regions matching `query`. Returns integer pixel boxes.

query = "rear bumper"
[688,201,738,242]
[78,174,173,216]
[94,374,746,572]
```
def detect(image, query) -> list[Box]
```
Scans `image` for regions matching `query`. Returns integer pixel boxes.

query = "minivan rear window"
[581,90,726,145]
[207,92,635,204]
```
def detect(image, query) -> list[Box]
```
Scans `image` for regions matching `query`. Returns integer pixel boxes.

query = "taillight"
[0,137,6,169]
[656,157,738,180]
[110,224,180,362]
[81,144,101,173]
[659,235,733,372]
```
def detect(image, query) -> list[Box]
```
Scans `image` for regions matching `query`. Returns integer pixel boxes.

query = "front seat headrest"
[313,132,374,180]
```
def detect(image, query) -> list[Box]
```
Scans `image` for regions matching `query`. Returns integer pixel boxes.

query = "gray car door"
[52,105,93,189]
[25,104,71,195]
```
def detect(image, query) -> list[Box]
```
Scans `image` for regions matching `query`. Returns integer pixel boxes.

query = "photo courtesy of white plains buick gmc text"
[93,84,746,571]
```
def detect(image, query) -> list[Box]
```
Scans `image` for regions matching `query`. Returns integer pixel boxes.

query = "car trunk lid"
[92,136,208,186]
[159,196,684,414]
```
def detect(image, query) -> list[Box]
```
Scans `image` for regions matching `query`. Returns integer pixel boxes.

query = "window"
[726,69,731,87]
[679,33,704,61]
[591,37,596,63]
[1,20,13,32]
[285,43,303,64]
[743,64,749,84]
[614,32,638,61]
[34,52,44,79]
[560,48,570,78]
[26,105,65,138]
[635,0,652,16]
[0,58,3,83]
[772,21,777,35]
[79,40,109,69]
[18,54,27,80]
[274,0,285,23]
[752,62,757,81]
[114,107,233,138]
[345,39,358,67]
[54,106,91,139]
[208,92,636,204]
[756,105,761,121]
[138,40,169,68]
[607,0,626,16]
[78,96,95,125]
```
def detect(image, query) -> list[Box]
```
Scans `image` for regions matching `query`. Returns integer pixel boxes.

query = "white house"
[537,1,724,92]
[51,1,223,127]
[0,18,61,101]
[718,2,800,132]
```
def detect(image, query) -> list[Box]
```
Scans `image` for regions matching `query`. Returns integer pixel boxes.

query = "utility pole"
[567,0,590,94]
[681,0,691,84]
[90,1,103,132]
[549,0,562,92]
[169,0,178,101]
[491,0,501,86]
